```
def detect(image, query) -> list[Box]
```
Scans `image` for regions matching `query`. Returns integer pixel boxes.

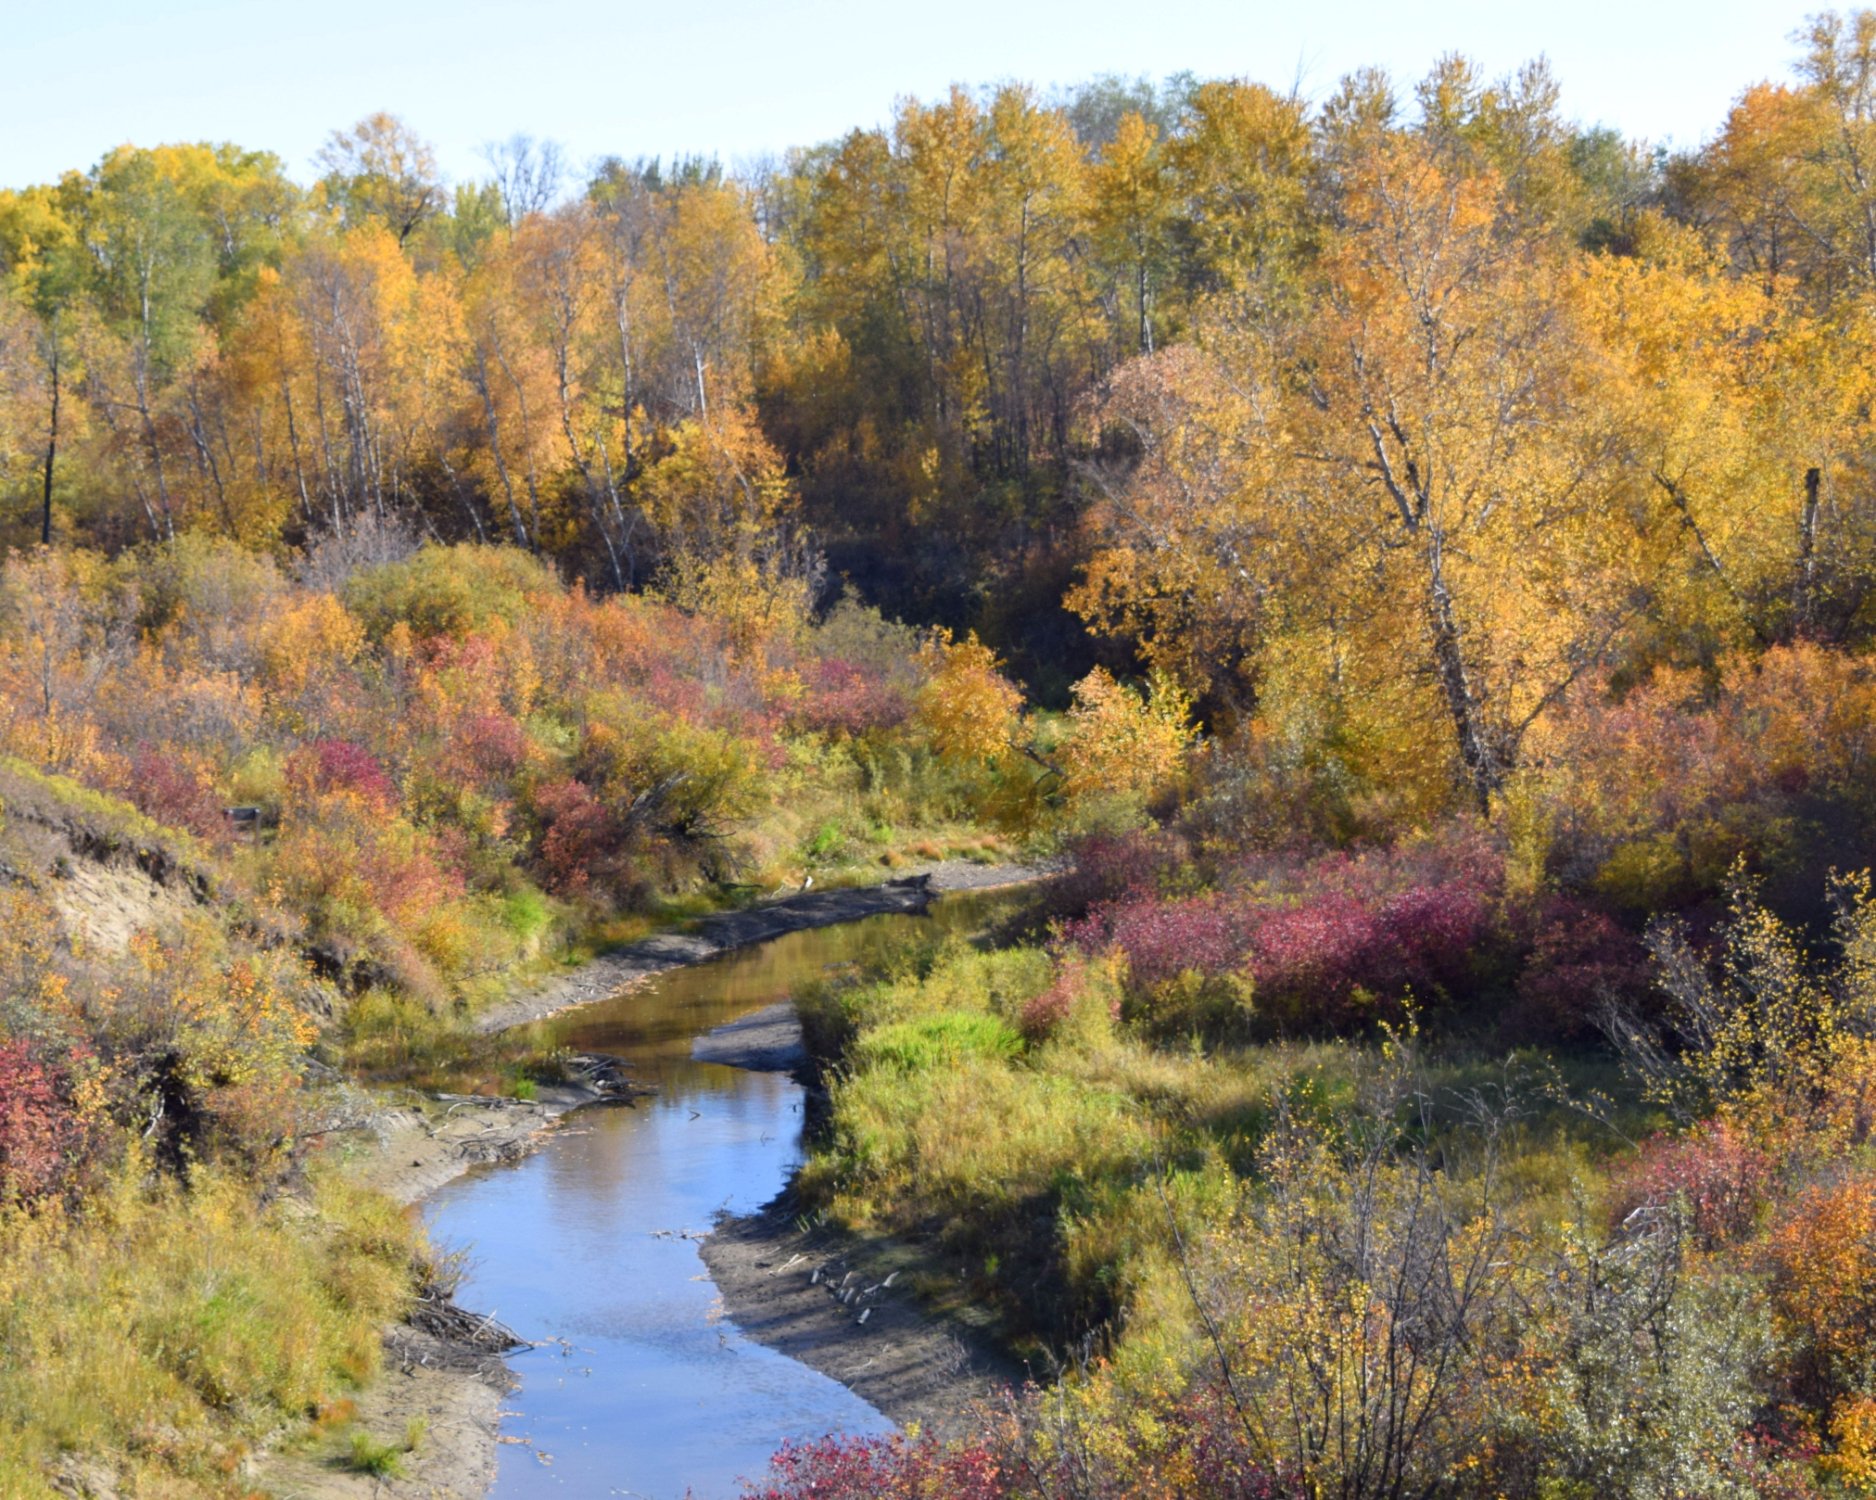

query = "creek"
[422,889,1012,1499]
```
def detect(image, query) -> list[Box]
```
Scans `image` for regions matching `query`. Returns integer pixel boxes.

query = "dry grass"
[0,1162,417,1495]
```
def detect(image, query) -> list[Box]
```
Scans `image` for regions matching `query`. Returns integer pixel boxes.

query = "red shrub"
[789,658,912,738]
[1512,896,1652,1041]
[298,739,398,809]
[748,1433,1008,1500]
[125,746,227,840]
[0,1041,94,1204]
[1018,979,1075,1044]
[1246,840,1501,1018]
[1379,879,1494,979]
[1144,1384,1308,1499]
[1066,833,1504,1032]
[1065,894,1256,992]
[357,827,467,916]
[637,659,712,722]
[457,713,530,779]
[1527,649,1876,912]
[1046,829,1191,921]
[746,1400,1300,1500]
[1242,890,1385,1013]
[1609,1119,1773,1249]
[529,777,626,897]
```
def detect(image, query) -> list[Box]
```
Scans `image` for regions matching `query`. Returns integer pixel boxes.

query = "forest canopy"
[5,21,1872,753]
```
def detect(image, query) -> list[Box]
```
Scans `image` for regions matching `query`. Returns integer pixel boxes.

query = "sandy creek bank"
[253,864,1045,1499]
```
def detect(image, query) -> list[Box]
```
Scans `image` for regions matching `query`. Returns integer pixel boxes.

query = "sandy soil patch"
[247,1324,512,1500]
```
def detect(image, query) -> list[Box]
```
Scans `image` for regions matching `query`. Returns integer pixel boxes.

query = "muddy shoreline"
[691,1006,1030,1434]
[690,999,807,1073]
[698,1198,1029,1439]
[254,1077,637,1500]
[256,862,1047,1498]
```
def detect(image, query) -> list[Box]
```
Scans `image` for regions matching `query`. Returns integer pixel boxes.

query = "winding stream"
[422,890,1010,1499]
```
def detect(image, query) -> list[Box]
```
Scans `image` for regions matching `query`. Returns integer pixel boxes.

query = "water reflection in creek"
[422,890,1012,1499]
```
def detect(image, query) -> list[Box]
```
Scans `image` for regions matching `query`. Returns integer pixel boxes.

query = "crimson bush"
[789,658,913,739]
[1610,1120,1774,1249]
[0,1041,96,1204]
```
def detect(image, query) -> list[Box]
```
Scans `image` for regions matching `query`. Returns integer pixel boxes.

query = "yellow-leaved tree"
[1056,667,1193,816]
[1080,135,1655,814]
[913,629,1024,767]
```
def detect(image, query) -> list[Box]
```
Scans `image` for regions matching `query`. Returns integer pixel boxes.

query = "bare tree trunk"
[1424,527,1500,815]
[310,364,344,530]
[435,445,488,542]
[493,346,544,550]
[186,380,236,535]
[1366,419,1505,813]
[554,356,627,592]
[609,271,639,474]
[90,387,164,539]
[1654,469,1759,638]
[598,446,640,589]
[280,372,316,530]
[40,341,58,547]
[1795,465,1823,634]
[135,355,176,540]
[472,346,531,549]
[1137,255,1153,355]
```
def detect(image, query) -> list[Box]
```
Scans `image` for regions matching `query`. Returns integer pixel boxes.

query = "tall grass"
[0,1161,416,1493]
[794,934,1649,1356]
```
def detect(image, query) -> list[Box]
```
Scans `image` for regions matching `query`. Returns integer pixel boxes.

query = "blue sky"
[0,0,1824,189]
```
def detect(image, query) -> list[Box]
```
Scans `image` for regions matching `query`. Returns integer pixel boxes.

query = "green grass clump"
[344,1417,423,1478]
[501,885,553,942]
[346,1430,408,1478]
[854,1012,1023,1072]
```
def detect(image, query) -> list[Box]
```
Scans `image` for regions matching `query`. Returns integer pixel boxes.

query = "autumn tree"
[914,629,1024,766]
[1164,81,1313,297]
[1070,344,1285,710]
[480,134,567,226]
[1583,235,1876,648]
[316,113,445,245]
[1086,111,1177,355]
[0,185,87,544]
[1056,666,1192,813]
